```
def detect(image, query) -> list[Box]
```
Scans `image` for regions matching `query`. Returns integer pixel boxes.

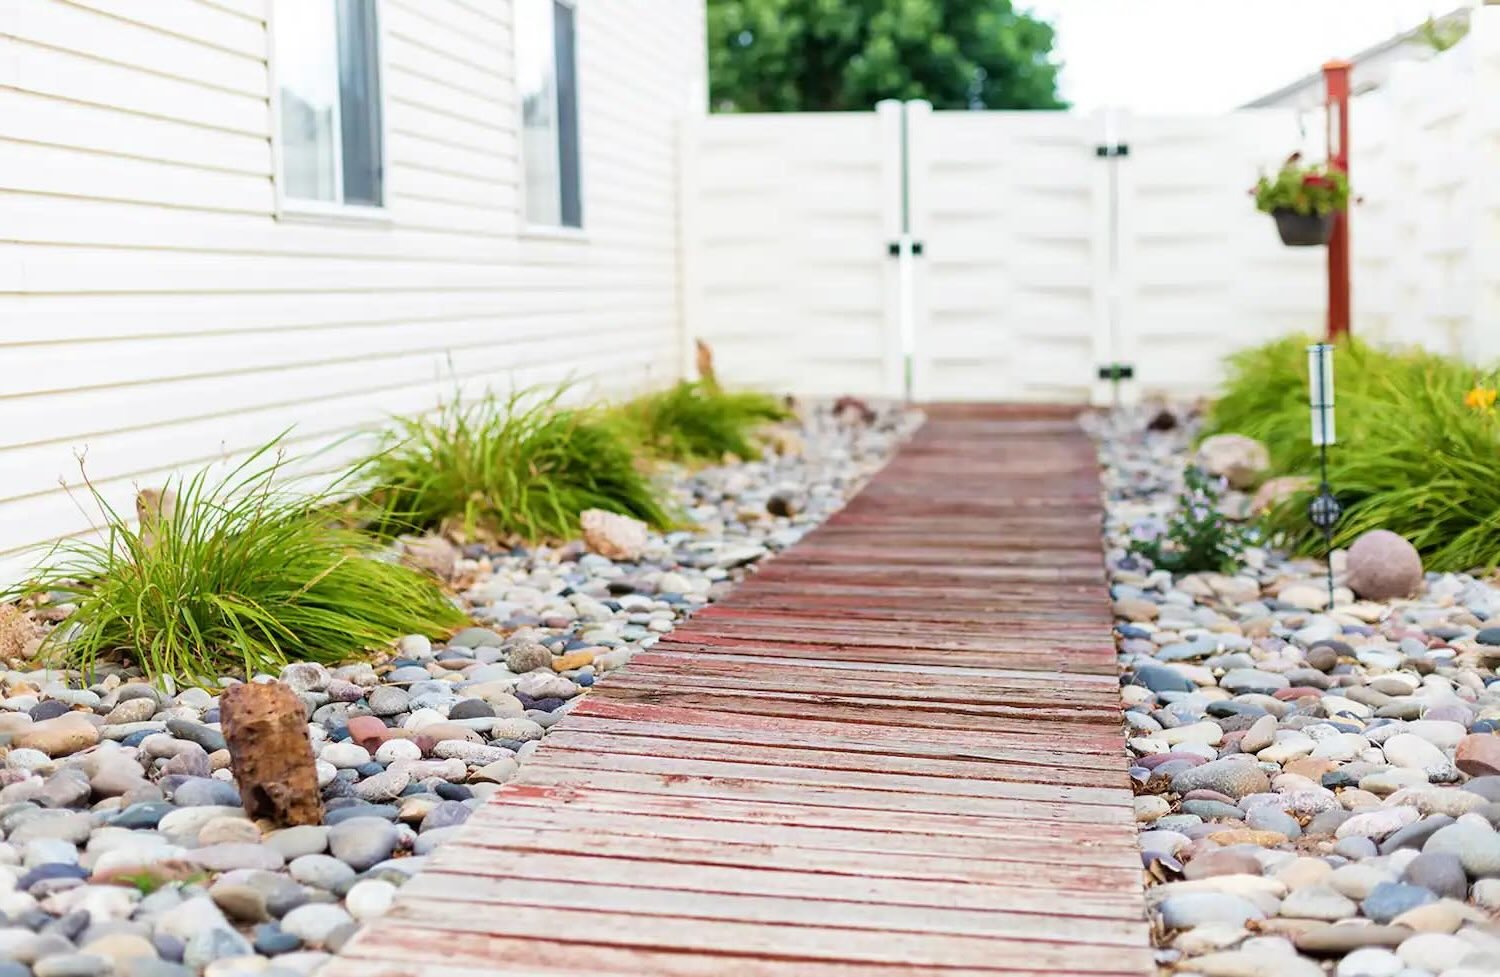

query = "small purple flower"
[1130,517,1166,541]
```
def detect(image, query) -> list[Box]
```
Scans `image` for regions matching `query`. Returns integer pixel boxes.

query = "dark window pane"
[554,1,581,228]
[336,0,383,206]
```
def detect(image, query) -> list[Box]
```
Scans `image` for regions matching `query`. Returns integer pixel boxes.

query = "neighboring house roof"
[1240,6,1470,108]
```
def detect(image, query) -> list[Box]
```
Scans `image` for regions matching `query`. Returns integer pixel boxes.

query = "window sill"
[521,223,588,243]
[276,200,393,227]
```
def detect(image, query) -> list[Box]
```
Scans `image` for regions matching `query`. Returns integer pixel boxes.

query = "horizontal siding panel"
[3,289,627,343]
[385,67,510,132]
[197,0,266,20]
[0,311,633,398]
[6,39,269,134]
[12,0,267,94]
[382,31,510,96]
[387,132,513,185]
[52,0,267,58]
[384,0,511,70]
[0,335,664,525]
[0,195,534,261]
[0,142,272,214]
[0,91,271,174]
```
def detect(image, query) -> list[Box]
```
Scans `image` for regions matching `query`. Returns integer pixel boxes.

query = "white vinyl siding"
[0,0,708,583]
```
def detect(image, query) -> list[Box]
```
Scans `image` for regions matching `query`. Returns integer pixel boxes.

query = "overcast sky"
[1027,0,1465,112]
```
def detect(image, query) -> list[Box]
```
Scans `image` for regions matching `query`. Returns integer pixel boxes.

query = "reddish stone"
[346,715,393,752]
[1274,687,1325,700]
[1184,849,1263,880]
[220,681,322,828]
[347,714,458,755]
[1455,734,1500,777]
[1182,788,1239,805]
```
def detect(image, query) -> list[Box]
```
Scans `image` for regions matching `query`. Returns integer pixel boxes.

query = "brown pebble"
[1293,923,1414,955]
[1207,828,1288,847]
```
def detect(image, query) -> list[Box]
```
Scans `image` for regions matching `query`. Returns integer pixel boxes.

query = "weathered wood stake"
[220,680,323,827]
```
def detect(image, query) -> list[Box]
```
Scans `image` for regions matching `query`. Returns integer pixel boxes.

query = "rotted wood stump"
[220,680,323,827]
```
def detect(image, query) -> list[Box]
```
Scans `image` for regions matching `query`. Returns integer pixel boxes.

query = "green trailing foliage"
[11,444,466,685]
[1207,335,1500,571]
[1251,155,1351,217]
[1128,466,1254,574]
[363,389,673,543]
[609,380,790,464]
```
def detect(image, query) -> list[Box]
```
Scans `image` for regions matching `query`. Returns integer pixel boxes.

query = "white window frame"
[516,0,585,239]
[268,0,392,224]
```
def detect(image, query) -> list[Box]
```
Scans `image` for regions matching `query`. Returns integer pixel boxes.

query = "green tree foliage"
[707,0,1066,112]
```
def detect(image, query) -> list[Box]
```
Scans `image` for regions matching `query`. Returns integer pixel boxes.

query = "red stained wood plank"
[336,929,1147,977]
[564,699,1126,765]
[380,901,1148,972]
[397,873,1148,944]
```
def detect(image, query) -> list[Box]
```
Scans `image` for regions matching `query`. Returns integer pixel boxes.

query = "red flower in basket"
[1302,173,1331,188]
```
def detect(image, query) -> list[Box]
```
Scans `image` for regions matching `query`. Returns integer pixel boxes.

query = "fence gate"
[680,105,906,397]
[684,103,1324,403]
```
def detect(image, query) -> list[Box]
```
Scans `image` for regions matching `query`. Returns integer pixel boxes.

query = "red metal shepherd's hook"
[1324,60,1352,340]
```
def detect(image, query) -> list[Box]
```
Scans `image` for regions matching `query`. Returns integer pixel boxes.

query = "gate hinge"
[886,240,925,256]
[1095,143,1130,158]
[1097,363,1135,381]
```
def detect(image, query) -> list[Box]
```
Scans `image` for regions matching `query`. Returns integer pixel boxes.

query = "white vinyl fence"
[685,103,1325,403]
[1352,9,1500,363]
[685,6,1500,404]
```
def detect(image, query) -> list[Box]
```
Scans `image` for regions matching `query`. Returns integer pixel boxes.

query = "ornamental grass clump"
[13,444,466,685]
[609,380,790,464]
[1264,357,1500,571]
[363,389,672,543]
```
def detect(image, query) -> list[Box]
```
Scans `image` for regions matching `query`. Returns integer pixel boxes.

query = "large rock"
[1345,529,1423,600]
[579,508,648,561]
[1195,434,1270,490]
[220,681,323,827]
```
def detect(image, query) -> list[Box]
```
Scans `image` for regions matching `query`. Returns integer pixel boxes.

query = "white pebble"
[375,739,422,763]
[319,742,371,769]
[345,878,397,921]
[397,634,432,657]
[314,760,336,787]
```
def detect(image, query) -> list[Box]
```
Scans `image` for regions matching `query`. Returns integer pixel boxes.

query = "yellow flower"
[1465,386,1498,412]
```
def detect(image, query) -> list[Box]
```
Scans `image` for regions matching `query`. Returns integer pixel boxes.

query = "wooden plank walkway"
[328,405,1151,977]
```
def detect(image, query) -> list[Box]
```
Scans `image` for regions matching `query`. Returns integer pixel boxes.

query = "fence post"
[1324,60,1352,340]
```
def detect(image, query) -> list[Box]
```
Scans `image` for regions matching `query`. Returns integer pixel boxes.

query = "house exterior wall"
[0,0,707,580]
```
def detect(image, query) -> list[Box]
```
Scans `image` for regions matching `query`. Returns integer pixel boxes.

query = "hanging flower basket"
[1251,153,1350,249]
[1272,209,1334,247]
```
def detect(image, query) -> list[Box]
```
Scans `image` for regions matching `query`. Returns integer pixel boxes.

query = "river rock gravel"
[0,400,918,976]
[1092,405,1500,977]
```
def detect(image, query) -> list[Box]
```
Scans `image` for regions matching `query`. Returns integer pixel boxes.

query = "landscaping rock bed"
[1094,405,1500,977]
[0,401,918,977]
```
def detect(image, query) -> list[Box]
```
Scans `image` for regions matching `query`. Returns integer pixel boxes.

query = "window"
[273,0,384,209]
[518,0,581,228]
